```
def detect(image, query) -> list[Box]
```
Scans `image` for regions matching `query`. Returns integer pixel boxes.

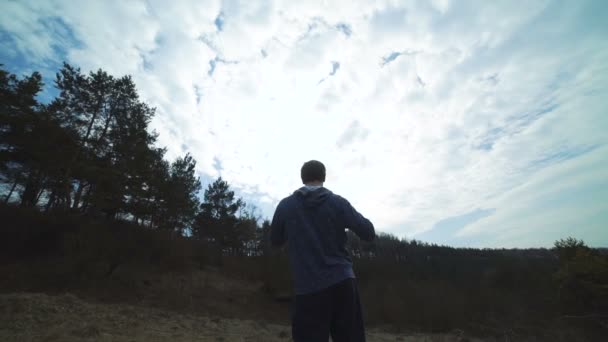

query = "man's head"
[301,160,326,185]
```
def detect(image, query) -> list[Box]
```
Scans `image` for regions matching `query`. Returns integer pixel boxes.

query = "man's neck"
[304,181,323,187]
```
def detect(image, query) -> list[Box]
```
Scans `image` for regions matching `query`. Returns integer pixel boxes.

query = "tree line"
[0,63,270,255]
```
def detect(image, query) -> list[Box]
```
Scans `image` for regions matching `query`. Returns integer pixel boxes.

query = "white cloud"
[2,0,607,247]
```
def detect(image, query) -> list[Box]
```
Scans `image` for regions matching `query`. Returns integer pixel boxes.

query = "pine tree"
[156,153,201,233]
[193,178,249,254]
[0,67,75,207]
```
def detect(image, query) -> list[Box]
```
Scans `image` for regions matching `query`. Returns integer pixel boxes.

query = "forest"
[1,64,607,340]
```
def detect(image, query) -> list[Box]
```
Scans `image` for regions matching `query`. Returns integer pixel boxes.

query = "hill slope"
[0,292,479,342]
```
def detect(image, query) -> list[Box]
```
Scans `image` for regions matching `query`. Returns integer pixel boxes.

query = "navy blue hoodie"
[271,187,375,294]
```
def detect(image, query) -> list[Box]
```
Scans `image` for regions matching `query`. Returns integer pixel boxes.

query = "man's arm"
[270,201,287,247]
[341,198,375,241]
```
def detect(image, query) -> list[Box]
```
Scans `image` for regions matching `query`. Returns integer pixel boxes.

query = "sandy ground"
[0,292,478,342]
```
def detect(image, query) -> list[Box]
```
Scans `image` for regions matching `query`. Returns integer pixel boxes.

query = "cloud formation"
[1,0,607,247]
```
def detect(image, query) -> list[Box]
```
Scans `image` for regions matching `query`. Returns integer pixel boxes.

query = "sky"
[1,0,607,248]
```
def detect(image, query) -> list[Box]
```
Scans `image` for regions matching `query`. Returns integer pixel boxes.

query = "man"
[271,160,375,342]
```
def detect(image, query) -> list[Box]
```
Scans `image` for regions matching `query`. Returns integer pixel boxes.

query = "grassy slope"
[0,292,488,342]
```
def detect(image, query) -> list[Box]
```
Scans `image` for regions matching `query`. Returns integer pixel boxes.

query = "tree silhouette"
[0,64,202,230]
[0,67,77,208]
[193,177,253,255]
[156,153,201,233]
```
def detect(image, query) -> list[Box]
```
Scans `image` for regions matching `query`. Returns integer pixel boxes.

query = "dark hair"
[301,160,326,184]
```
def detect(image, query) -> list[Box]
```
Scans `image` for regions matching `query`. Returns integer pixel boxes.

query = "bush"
[0,203,197,279]
[554,237,608,314]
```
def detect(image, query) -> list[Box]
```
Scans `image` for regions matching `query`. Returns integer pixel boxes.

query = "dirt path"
[0,292,476,341]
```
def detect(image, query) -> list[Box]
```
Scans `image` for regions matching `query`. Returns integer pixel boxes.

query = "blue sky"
[1,0,607,247]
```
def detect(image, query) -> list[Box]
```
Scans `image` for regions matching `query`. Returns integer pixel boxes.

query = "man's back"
[271,186,375,294]
[272,160,374,342]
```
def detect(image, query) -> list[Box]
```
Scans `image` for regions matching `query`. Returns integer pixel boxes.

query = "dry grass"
[0,292,485,342]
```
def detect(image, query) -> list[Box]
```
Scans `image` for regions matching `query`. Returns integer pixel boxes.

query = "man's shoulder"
[328,192,349,205]
[275,189,349,208]
[277,194,297,208]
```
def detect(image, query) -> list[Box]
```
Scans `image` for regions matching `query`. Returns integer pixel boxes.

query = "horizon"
[1,0,607,248]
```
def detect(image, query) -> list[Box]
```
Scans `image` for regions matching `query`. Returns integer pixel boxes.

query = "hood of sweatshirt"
[294,186,332,208]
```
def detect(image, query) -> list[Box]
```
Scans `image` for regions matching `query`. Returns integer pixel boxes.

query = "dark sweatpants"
[292,278,365,342]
